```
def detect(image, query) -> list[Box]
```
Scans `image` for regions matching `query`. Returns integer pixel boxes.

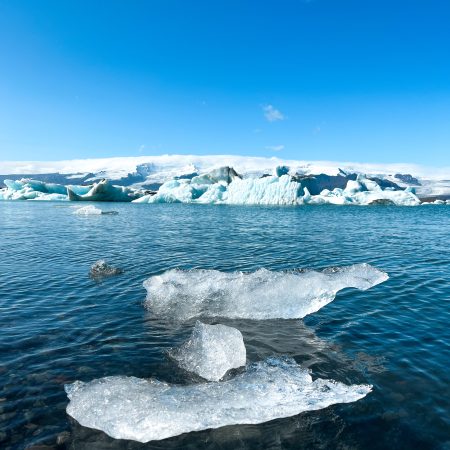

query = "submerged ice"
[89,260,124,279]
[144,264,388,321]
[65,357,371,443]
[169,321,246,381]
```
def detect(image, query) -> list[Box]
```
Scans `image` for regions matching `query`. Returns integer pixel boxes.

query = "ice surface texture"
[65,357,371,443]
[169,321,246,381]
[144,264,389,321]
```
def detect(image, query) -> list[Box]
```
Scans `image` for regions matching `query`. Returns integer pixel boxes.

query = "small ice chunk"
[89,260,123,279]
[65,357,372,443]
[143,264,389,321]
[74,205,118,215]
[169,321,246,381]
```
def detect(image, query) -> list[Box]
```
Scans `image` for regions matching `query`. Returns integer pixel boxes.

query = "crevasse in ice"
[65,357,372,443]
[169,321,246,381]
[143,264,389,321]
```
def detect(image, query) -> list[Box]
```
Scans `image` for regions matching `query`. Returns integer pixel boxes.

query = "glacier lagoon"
[1,201,450,448]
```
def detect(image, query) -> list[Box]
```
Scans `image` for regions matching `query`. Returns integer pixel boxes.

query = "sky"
[0,0,449,165]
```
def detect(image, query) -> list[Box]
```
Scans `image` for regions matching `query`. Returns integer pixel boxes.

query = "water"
[0,202,449,449]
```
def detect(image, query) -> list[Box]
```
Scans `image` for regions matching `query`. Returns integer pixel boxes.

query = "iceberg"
[0,178,69,201]
[133,169,421,206]
[169,321,246,381]
[0,164,424,205]
[143,264,388,321]
[67,179,142,202]
[65,357,371,443]
[89,260,123,279]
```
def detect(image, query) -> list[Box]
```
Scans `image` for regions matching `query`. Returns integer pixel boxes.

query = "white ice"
[143,264,388,321]
[169,321,246,381]
[65,357,372,443]
[73,205,118,215]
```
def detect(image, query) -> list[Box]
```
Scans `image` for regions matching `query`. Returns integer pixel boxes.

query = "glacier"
[65,357,372,443]
[143,264,389,321]
[169,321,246,381]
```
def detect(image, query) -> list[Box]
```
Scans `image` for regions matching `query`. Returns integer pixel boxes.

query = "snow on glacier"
[169,321,246,381]
[65,357,372,443]
[143,264,389,321]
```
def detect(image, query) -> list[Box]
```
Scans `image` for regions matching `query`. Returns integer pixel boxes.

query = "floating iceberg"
[67,179,141,202]
[0,178,69,201]
[0,165,424,205]
[74,205,118,215]
[132,168,421,206]
[169,321,246,381]
[65,357,371,443]
[89,260,123,279]
[144,264,388,321]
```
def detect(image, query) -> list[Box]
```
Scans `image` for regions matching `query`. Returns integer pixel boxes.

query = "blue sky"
[0,0,449,164]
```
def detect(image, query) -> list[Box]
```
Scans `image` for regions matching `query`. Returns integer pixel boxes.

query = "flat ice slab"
[143,264,389,321]
[169,321,246,381]
[73,205,118,215]
[65,357,372,443]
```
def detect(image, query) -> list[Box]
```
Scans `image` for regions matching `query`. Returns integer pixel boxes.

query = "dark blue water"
[0,202,449,450]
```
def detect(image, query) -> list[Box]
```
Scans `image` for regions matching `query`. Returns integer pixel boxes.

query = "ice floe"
[143,264,389,321]
[73,205,118,215]
[169,321,246,381]
[65,356,372,442]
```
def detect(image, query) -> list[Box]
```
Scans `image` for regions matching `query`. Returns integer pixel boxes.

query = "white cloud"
[262,105,285,122]
[266,145,285,152]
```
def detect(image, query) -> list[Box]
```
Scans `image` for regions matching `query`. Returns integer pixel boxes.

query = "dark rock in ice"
[394,173,421,185]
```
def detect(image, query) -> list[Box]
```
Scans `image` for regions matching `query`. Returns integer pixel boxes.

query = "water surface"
[0,202,449,449]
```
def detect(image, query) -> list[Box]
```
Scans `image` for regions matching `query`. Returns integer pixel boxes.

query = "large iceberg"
[132,168,421,206]
[0,177,144,202]
[0,165,423,205]
[67,179,142,202]
[0,178,69,201]
[143,264,388,321]
[65,357,371,443]
[169,321,246,381]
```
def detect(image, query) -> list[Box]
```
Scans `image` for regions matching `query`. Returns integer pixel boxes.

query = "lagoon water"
[1,202,449,449]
